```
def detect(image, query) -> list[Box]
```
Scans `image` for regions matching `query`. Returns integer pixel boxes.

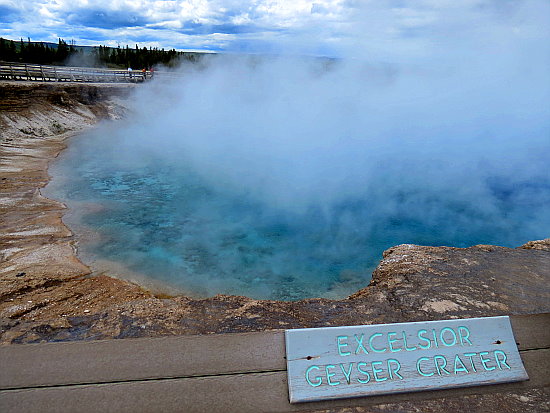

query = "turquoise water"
[46,128,550,300]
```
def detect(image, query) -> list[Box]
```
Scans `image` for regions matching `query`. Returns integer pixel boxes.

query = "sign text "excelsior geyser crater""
[285,316,528,403]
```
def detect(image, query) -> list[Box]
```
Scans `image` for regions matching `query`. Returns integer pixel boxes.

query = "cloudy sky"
[0,0,548,56]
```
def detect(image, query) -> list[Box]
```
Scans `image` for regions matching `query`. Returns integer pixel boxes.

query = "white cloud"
[0,0,548,57]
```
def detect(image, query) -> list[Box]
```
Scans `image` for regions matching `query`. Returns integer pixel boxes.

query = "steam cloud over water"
[48,1,550,300]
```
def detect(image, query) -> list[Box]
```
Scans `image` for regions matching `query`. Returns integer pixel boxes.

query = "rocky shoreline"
[0,81,549,346]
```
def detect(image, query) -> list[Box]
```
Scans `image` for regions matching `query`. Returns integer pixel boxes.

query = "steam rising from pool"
[47,1,550,300]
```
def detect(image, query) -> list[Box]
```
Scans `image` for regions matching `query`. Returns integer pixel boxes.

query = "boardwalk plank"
[509,313,550,350]
[1,314,548,391]
[0,331,286,390]
[0,348,548,413]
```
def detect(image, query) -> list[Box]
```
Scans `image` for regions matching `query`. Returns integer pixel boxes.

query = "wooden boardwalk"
[0,61,157,83]
[0,313,548,412]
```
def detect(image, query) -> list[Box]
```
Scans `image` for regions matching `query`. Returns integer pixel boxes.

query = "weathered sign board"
[285,316,528,403]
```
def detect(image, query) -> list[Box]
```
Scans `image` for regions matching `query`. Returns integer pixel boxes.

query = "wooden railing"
[0,61,157,83]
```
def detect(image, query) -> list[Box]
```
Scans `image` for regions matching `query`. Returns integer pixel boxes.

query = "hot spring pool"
[46,139,381,300]
[44,126,550,301]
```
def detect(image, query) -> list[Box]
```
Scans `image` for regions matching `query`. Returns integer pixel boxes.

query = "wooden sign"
[285,316,528,403]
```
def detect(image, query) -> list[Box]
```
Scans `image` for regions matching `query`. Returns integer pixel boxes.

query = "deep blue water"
[46,130,550,300]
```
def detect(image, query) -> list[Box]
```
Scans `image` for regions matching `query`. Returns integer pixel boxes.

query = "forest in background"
[0,37,205,69]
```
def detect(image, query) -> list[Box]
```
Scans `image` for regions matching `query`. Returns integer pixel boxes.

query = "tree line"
[0,37,202,68]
